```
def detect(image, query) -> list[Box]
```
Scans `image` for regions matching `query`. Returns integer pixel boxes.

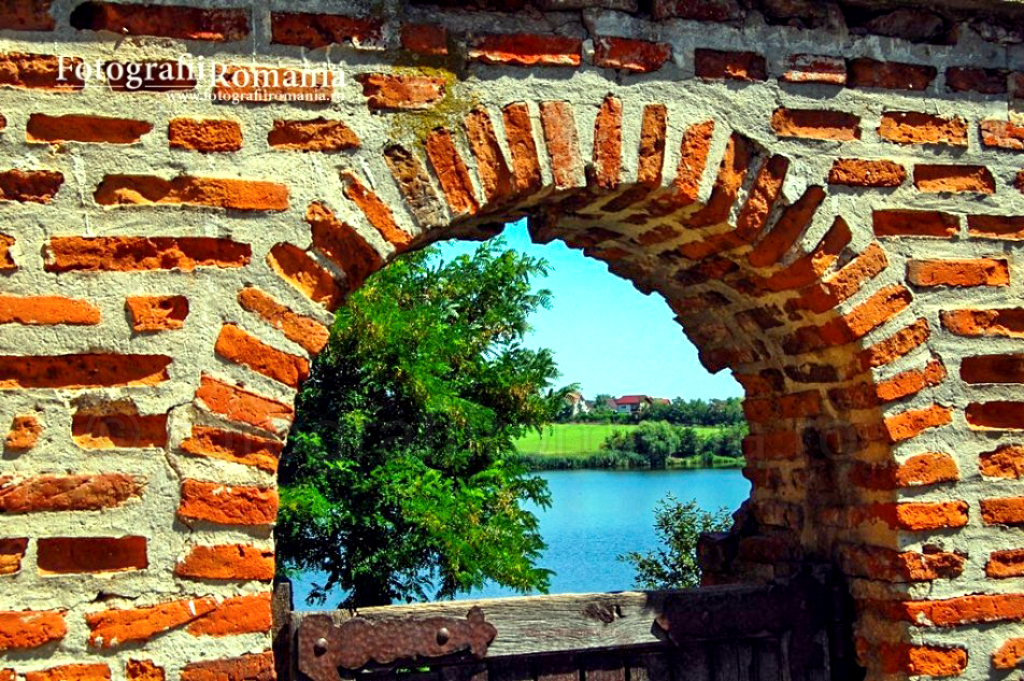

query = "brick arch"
[2,2,1024,681]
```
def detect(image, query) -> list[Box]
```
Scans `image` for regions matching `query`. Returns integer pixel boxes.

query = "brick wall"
[2,1,1024,680]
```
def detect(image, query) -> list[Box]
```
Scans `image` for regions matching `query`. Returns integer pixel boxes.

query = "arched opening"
[280,217,751,606]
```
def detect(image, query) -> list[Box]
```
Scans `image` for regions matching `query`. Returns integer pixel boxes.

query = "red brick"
[847,58,936,90]
[177,479,277,526]
[966,402,1024,430]
[540,101,583,191]
[180,426,283,473]
[27,114,151,144]
[858,318,930,370]
[94,175,288,211]
[169,118,241,153]
[307,201,382,292]
[747,186,825,268]
[37,536,147,574]
[104,60,196,92]
[176,544,274,581]
[468,34,581,67]
[883,404,952,442]
[0,538,27,575]
[900,593,1024,627]
[125,296,189,332]
[873,209,959,238]
[0,0,55,31]
[695,49,766,81]
[868,642,967,676]
[962,354,1024,384]
[780,54,846,85]
[0,474,143,513]
[72,406,167,449]
[983,498,1024,526]
[875,359,947,402]
[268,118,359,152]
[503,103,543,195]
[402,24,447,56]
[980,120,1024,150]
[425,127,482,216]
[0,53,84,91]
[908,258,1008,287]
[980,445,1024,479]
[946,66,1008,94]
[842,544,964,582]
[0,611,66,650]
[988,549,1024,578]
[266,243,343,309]
[213,66,333,104]
[636,104,669,189]
[667,120,715,207]
[861,500,967,531]
[593,95,623,190]
[48,237,250,273]
[194,375,293,436]
[26,666,108,681]
[126,661,163,681]
[69,2,247,41]
[652,0,739,20]
[355,73,445,110]
[790,241,888,313]
[215,324,309,388]
[0,169,63,203]
[879,112,967,146]
[0,295,100,325]
[593,36,670,73]
[238,287,328,355]
[828,159,905,187]
[0,354,170,389]
[968,215,1024,240]
[271,12,382,50]
[914,164,995,194]
[464,108,514,205]
[995,639,1024,669]
[179,652,275,681]
[185,593,271,637]
[771,108,860,140]
[87,597,217,648]
[342,171,412,249]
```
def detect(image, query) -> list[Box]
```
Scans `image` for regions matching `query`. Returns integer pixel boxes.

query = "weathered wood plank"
[754,641,780,681]
[534,655,578,681]
[440,663,488,681]
[672,646,710,681]
[625,651,670,681]
[582,653,625,681]
[291,586,775,659]
[489,658,532,681]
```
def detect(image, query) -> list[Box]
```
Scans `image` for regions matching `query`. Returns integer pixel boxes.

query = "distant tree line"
[563,396,744,427]
[522,422,746,471]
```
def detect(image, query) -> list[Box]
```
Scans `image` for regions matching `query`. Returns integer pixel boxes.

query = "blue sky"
[434,220,742,400]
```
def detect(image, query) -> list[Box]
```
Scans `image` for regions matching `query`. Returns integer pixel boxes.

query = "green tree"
[277,239,571,608]
[619,495,733,589]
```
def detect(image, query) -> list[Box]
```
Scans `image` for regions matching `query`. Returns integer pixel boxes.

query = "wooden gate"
[274,570,862,681]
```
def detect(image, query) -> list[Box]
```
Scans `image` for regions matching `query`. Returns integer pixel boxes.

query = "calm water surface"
[291,468,749,607]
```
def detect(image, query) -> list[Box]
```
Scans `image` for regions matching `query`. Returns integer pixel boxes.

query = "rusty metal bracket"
[296,607,497,681]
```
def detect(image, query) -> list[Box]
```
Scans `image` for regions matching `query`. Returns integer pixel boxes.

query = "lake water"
[290,468,750,607]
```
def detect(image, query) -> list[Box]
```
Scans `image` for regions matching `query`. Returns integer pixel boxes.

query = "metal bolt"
[436,627,450,645]
[314,637,328,656]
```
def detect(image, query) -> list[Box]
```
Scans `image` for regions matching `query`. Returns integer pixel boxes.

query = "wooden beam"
[290,585,773,660]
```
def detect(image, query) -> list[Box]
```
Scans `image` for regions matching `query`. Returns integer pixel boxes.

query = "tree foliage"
[277,239,571,608]
[620,495,733,589]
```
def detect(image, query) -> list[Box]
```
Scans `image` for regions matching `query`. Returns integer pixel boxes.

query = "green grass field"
[515,423,720,458]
